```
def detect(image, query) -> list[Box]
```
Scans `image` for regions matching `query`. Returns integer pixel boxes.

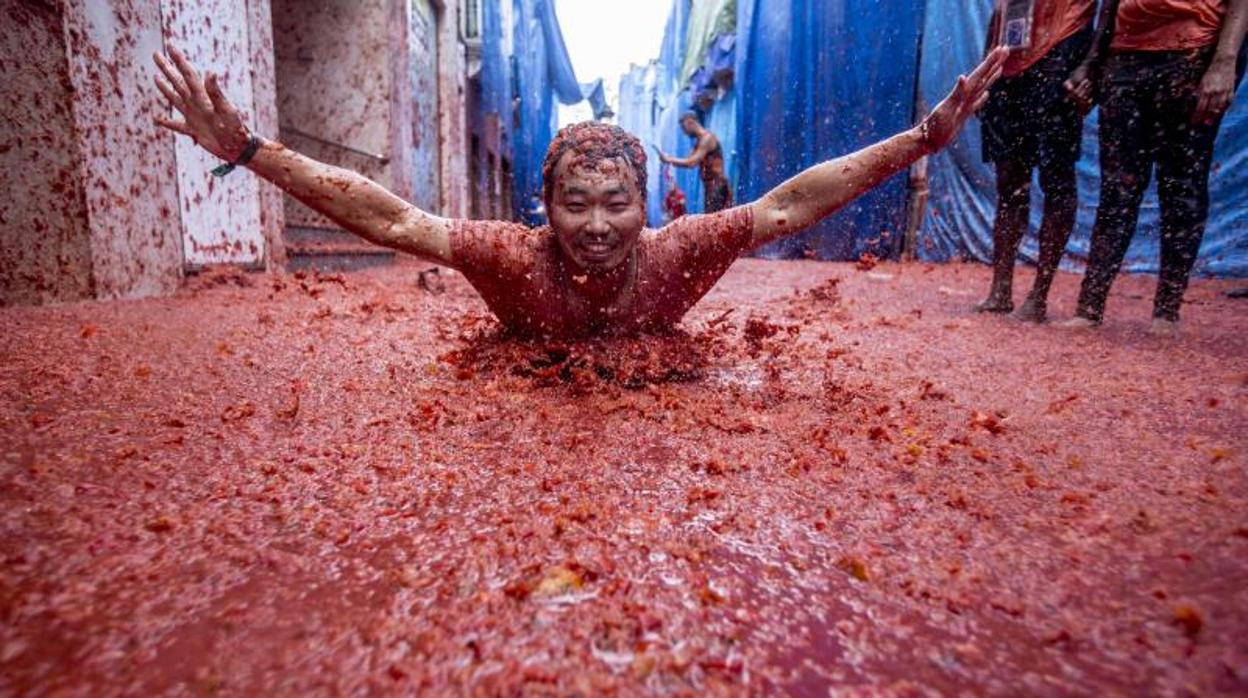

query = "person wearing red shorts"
[151,45,1007,339]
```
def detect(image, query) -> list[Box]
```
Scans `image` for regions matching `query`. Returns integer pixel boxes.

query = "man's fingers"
[968,47,1004,83]
[1192,94,1211,124]
[154,53,191,101]
[154,76,185,110]
[205,72,233,114]
[982,65,1004,93]
[167,43,210,105]
[1192,92,1229,125]
[972,91,991,113]
[154,115,193,136]
[969,47,1009,90]
[1065,78,1092,110]
[1216,94,1232,117]
[1211,91,1231,115]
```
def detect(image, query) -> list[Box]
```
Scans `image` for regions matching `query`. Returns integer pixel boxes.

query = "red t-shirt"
[998,0,1097,76]
[1112,0,1227,51]
[449,206,755,337]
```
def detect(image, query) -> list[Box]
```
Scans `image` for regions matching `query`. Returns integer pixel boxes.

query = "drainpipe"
[902,0,930,262]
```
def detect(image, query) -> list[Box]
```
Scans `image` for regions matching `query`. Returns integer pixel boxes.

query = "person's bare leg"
[975,159,1031,313]
[1017,153,1078,322]
[1060,62,1153,328]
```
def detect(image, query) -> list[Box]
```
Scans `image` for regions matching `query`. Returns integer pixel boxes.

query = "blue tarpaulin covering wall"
[736,0,924,260]
[619,0,740,228]
[479,0,512,140]
[482,0,595,221]
[919,0,1248,277]
[620,0,1248,275]
[619,0,924,255]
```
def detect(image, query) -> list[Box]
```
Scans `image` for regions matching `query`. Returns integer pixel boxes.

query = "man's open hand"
[152,44,251,161]
[921,47,1007,153]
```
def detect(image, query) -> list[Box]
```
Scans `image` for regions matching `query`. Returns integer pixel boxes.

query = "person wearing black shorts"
[975,1,1096,321]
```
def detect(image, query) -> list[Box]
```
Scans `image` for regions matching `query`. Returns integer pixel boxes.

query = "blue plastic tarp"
[537,0,588,106]
[614,0,743,227]
[480,0,512,136]
[690,33,736,97]
[919,0,1248,277]
[504,0,598,220]
[736,0,925,260]
[509,0,554,220]
[580,79,611,120]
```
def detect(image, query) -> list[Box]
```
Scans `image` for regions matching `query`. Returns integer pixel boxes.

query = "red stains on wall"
[161,0,267,268]
[271,0,399,230]
[4,0,472,305]
[270,0,469,225]
[0,0,94,306]
[436,1,469,218]
[63,0,183,298]
[245,0,287,269]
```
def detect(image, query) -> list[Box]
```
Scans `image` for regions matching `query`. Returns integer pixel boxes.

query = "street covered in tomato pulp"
[2,261,1245,694]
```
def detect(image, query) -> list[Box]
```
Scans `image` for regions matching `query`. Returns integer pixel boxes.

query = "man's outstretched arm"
[153,45,453,266]
[660,137,715,169]
[748,48,1007,249]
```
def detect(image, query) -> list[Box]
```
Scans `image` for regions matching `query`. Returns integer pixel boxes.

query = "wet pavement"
[2,259,1245,695]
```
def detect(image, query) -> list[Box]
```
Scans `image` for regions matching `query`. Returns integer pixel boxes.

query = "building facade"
[2,0,475,305]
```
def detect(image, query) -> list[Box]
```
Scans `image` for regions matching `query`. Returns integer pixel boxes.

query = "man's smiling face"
[548,153,645,273]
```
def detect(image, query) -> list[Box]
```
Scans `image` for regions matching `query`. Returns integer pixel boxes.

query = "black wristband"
[210,135,262,177]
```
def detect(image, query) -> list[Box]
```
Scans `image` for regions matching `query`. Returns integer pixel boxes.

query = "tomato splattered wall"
[270,0,470,227]
[2,0,285,306]
[246,0,286,269]
[271,0,402,230]
[63,0,183,299]
[0,0,95,306]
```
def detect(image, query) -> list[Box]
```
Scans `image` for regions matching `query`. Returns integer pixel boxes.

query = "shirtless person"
[658,113,732,214]
[152,46,1007,339]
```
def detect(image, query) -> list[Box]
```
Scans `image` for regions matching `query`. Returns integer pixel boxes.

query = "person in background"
[662,163,688,224]
[1062,0,1247,334]
[151,43,1006,339]
[525,194,547,227]
[975,0,1097,321]
[658,112,733,214]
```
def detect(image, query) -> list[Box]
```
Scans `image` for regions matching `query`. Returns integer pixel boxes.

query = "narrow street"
[3,261,1245,694]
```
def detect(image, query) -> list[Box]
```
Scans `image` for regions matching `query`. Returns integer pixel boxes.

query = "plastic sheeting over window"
[536,0,587,105]
[580,79,611,120]
[919,0,1248,277]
